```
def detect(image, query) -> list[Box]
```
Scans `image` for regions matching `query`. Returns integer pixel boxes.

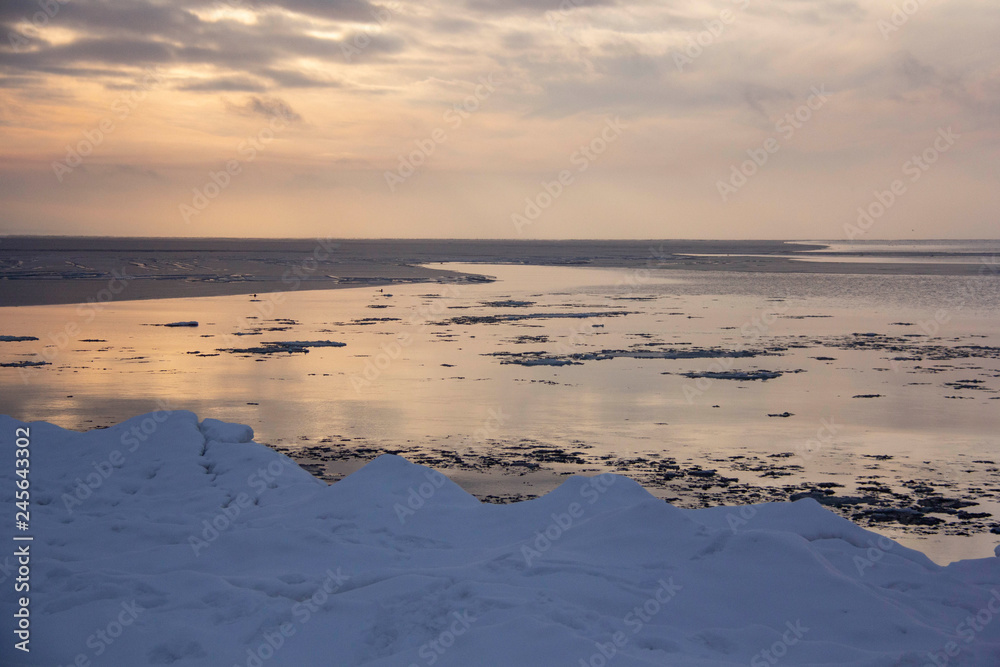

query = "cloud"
[223,95,302,122]
[179,76,268,92]
[0,74,42,88]
[275,0,383,22]
[465,0,616,15]
[261,68,339,88]
[1,0,999,239]
[0,0,407,87]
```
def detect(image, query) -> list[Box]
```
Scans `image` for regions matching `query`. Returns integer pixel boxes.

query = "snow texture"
[3,411,1000,666]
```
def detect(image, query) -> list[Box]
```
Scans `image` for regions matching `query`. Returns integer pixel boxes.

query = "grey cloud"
[2,0,997,133]
[465,0,616,15]
[501,31,536,50]
[899,54,936,86]
[335,30,408,62]
[55,37,174,63]
[275,0,383,21]
[0,74,43,88]
[224,95,302,122]
[180,76,268,92]
[262,68,339,88]
[0,0,56,21]
[0,38,174,69]
[35,65,136,78]
[57,2,201,39]
[0,0,407,85]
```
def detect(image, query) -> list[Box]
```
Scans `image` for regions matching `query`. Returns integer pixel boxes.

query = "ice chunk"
[199,417,254,443]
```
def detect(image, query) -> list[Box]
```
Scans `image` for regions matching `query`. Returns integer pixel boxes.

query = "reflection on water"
[682,253,996,265]
[688,239,1000,266]
[2,262,999,563]
[792,239,1000,254]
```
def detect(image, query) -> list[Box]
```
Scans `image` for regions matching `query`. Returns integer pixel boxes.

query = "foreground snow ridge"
[2,411,1000,666]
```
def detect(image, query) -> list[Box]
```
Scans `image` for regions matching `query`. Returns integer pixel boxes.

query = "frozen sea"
[2,240,1000,563]
[6,411,1000,666]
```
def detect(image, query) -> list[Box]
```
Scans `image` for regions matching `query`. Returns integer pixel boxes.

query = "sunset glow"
[1,0,997,238]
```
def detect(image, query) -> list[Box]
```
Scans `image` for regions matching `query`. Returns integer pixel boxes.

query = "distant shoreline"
[2,238,997,308]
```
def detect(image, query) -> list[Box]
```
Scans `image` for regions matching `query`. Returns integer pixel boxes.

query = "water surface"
[2,261,999,562]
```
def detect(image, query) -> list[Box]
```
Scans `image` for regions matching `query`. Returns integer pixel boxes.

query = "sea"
[2,239,999,563]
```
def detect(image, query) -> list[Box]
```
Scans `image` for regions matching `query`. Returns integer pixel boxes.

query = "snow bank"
[199,417,255,444]
[2,411,1000,666]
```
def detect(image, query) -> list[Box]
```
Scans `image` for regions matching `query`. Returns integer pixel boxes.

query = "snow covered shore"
[3,411,1000,666]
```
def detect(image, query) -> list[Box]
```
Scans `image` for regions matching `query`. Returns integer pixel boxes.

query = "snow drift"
[2,410,1000,666]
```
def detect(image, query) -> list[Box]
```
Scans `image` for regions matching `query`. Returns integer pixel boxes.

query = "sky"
[0,0,997,240]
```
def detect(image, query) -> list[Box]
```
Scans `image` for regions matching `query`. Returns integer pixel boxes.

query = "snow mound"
[199,417,254,443]
[2,411,1000,666]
